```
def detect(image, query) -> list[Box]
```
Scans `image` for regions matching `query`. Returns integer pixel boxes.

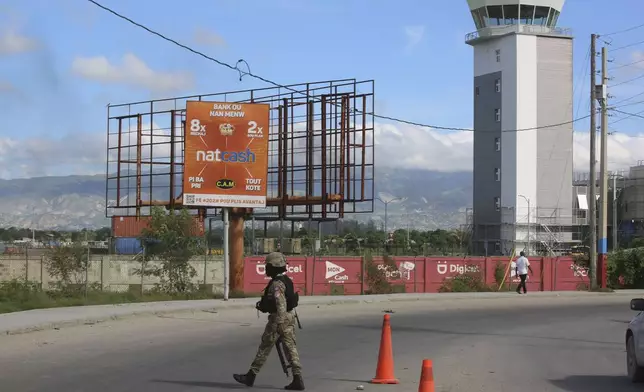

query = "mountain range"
[0,168,472,231]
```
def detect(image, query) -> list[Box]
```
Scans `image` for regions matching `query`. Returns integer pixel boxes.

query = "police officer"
[233,252,305,390]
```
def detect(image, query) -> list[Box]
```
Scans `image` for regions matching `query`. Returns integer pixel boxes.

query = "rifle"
[275,310,303,377]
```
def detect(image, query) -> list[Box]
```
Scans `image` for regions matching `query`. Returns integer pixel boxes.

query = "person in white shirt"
[515,251,533,294]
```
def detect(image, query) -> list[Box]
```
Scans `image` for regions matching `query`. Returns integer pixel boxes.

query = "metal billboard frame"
[105,78,376,222]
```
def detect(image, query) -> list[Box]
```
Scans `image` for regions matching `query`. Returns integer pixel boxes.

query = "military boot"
[233,370,256,386]
[284,374,305,390]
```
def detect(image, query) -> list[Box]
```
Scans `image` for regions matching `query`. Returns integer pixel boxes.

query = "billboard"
[182,101,270,208]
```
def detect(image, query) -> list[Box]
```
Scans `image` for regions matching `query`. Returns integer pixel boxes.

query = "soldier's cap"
[265,252,287,268]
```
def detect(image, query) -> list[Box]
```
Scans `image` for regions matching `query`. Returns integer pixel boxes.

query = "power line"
[613,108,644,120]
[574,45,591,119]
[610,57,644,70]
[611,90,644,106]
[610,109,644,132]
[610,107,644,125]
[612,98,644,109]
[86,0,592,134]
[609,39,644,52]
[610,71,644,87]
[602,23,644,37]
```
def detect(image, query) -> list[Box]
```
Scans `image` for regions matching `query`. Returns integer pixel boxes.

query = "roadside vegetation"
[0,279,219,314]
[0,207,247,314]
[607,246,644,289]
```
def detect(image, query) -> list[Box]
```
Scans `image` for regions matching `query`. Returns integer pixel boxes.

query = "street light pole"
[612,174,625,251]
[377,196,402,236]
[518,195,530,255]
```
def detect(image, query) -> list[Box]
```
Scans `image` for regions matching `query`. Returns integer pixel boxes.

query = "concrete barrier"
[0,255,225,293]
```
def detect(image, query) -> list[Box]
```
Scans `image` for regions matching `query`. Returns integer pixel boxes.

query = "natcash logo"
[216,179,235,190]
[196,148,256,163]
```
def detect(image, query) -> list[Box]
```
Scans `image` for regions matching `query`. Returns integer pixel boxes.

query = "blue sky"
[0,0,643,179]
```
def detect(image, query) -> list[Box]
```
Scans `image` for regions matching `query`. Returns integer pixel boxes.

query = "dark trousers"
[516,274,528,293]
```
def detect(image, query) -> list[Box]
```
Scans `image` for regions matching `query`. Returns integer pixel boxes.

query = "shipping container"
[111,215,206,238]
[3,246,21,254]
[114,237,144,255]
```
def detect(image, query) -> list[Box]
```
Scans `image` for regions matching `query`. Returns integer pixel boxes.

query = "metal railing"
[465,25,572,42]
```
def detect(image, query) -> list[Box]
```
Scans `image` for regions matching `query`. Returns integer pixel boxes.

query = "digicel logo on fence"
[436,261,480,275]
[255,263,304,278]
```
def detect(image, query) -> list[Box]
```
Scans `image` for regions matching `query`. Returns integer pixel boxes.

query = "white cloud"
[374,123,472,171]
[193,28,226,47]
[0,29,39,55]
[404,25,425,52]
[573,131,644,172]
[71,53,194,92]
[2,123,644,180]
[375,124,644,172]
[0,133,105,179]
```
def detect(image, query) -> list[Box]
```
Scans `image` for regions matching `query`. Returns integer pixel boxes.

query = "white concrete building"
[465,0,575,256]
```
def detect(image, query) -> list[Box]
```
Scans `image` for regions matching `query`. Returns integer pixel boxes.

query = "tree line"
[1,217,470,256]
[0,227,112,243]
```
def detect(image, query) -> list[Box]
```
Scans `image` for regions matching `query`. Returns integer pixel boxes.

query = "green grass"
[0,279,254,314]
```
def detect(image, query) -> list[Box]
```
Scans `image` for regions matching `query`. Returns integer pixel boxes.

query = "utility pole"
[598,44,609,289]
[589,33,598,291]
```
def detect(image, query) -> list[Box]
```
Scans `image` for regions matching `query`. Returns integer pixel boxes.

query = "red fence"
[242,256,590,295]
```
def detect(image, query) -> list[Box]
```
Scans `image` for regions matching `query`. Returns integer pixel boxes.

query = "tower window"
[475,86,480,96]
[495,49,501,62]
[495,78,501,92]
[494,168,501,181]
[494,108,501,122]
[494,137,501,151]
[494,197,501,211]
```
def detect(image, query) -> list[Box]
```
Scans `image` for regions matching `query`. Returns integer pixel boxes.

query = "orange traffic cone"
[370,314,399,384]
[418,359,435,392]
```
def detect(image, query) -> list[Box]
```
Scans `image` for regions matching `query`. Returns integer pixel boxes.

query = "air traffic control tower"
[465,1,575,256]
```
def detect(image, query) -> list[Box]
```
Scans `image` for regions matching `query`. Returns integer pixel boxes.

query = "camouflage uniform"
[250,276,302,375]
[233,252,304,390]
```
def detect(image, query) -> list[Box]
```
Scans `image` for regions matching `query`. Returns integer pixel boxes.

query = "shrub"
[363,251,399,294]
[439,272,493,293]
[494,260,506,288]
[138,207,204,294]
[44,244,89,286]
[0,277,221,314]
[607,247,644,289]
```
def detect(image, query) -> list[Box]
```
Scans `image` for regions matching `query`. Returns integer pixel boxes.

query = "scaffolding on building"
[466,164,644,257]
[471,206,586,257]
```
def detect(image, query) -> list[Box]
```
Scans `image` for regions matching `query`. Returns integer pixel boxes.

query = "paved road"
[0,295,639,391]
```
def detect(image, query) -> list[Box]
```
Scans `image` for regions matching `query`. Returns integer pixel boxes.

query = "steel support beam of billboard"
[223,208,230,300]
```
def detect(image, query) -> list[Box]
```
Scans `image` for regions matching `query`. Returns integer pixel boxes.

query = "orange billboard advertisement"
[182,101,270,208]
